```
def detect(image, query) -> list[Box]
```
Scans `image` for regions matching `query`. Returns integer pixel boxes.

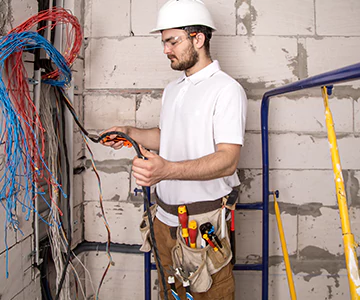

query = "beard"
[168,43,199,71]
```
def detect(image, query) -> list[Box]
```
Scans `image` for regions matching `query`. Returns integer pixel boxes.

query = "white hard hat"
[150,0,216,33]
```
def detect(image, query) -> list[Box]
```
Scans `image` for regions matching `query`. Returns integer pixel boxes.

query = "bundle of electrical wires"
[0,31,71,277]
[0,7,111,299]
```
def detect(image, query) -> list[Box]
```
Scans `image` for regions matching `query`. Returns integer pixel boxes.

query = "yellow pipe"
[273,193,297,300]
[322,86,360,299]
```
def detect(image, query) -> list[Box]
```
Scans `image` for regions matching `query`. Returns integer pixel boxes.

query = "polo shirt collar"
[176,60,220,85]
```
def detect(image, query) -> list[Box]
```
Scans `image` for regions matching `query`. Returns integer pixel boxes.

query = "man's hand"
[99,126,129,150]
[132,146,169,186]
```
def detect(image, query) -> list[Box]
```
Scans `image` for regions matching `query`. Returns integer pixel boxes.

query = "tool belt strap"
[154,192,222,216]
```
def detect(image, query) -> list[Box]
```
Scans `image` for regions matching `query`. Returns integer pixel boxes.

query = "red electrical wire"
[4,7,82,213]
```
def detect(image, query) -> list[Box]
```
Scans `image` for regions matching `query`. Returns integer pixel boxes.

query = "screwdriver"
[188,220,198,248]
[201,233,218,251]
[178,205,189,246]
[230,210,236,265]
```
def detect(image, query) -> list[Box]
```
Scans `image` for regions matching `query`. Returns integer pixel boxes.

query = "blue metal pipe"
[236,202,263,210]
[260,62,360,300]
[145,186,152,300]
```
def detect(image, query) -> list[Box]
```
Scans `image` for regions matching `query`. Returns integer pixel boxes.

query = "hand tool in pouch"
[167,276,180,300]
[230,210,236,264]
[189,220,198,248]
[178,205,189,246]
[200,222,223,248]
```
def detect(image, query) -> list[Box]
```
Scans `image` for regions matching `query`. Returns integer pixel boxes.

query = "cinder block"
[349,207,360,245]
[84,36,175,89]
[72,59,84,95]
[73,173,84,207]
[84,0,130,38]
[316,0,360,36]
[240,132,360,170]
[234,270,262,299]
[0,241,24,299]
[211,36,298,87]
[72,204,83,248]
[17,275,41,300]
[239,169,337,206]
[84,93,136,130]
[269,263,350,300]
[135,93,162,128]
[251,0,314,35]
[306,37,360,89]
[235,210,297,259]
[83,168,130,201]
[298,207,343,255]
[10,0,38,30]
[205,0,237,35]
[246,96,353,133]
[84,251,158,299]
[132,0,165,35]
[353,97,360,132]
[84,139,135,161]
[73,130,85,165]
[84,201,143,244]
[0,200,16,253]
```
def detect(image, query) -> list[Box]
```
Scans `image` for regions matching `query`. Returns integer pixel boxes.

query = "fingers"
[99,126,127,149]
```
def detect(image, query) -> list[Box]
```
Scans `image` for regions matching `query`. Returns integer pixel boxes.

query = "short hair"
[182,25,213,57]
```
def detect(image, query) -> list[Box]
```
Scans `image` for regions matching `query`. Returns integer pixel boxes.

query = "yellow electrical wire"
[322,86,360,299]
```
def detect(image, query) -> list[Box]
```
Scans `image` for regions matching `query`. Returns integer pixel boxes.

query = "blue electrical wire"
[0,31,71,277]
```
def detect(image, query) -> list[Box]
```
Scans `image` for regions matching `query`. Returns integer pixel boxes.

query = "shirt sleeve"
[213,81,247,145]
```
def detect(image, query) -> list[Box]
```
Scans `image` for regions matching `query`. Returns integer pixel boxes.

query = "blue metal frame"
[260,62,360,300]
[144,62,360,300]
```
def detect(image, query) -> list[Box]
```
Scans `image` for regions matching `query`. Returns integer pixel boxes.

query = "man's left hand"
[132,146,168,186]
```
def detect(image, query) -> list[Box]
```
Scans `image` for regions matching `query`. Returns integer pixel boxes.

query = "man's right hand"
[99,126,130,150]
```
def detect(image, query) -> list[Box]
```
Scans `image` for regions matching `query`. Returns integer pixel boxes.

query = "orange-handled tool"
[101,135,132,147]
[178,205,189,246]
[189,220,198,248]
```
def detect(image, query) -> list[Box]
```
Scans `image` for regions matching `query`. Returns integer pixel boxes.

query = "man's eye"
[170,41,177,46]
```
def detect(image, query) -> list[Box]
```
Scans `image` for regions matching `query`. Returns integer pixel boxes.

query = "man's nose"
[163,44,172,55]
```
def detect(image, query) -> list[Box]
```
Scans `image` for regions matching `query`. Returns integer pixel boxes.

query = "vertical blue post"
[144,186,152,300]
[261,96,270,300]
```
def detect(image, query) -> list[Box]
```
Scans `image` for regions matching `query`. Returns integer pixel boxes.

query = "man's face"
[161,29,199,71]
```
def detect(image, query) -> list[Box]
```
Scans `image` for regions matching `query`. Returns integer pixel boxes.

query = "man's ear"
[193,32,206,49]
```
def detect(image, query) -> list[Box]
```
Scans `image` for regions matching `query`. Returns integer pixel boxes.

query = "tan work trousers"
[153,217,235,300]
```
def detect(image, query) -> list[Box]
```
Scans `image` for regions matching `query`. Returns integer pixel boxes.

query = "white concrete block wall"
[80,0,360,299]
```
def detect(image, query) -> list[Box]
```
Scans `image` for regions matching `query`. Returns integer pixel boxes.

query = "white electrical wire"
[42,85,71,300]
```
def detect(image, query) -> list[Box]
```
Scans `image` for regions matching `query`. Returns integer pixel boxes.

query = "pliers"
[167,267,180,300]
[175,267,194,300]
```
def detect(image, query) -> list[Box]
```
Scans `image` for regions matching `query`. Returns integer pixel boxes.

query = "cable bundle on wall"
[0,7,112,300]
[0,31,71,278]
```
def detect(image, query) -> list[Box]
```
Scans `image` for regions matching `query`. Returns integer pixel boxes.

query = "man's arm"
[100,126,160,151]
[132,143,241,186]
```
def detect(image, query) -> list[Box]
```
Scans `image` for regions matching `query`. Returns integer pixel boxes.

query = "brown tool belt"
[154,192,223,216]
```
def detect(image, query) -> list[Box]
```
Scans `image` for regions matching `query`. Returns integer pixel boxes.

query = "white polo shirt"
[156,60,247,226]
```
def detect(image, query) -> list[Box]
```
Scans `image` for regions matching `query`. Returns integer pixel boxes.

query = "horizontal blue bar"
[263,62,360,99]
[236,203,263,210]
[233,264,263,271]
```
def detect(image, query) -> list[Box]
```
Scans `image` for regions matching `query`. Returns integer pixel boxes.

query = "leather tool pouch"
[139,204,157,252]
[171,208,232,293]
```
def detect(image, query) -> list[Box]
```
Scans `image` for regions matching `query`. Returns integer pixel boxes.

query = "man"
[101,0,247,299]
